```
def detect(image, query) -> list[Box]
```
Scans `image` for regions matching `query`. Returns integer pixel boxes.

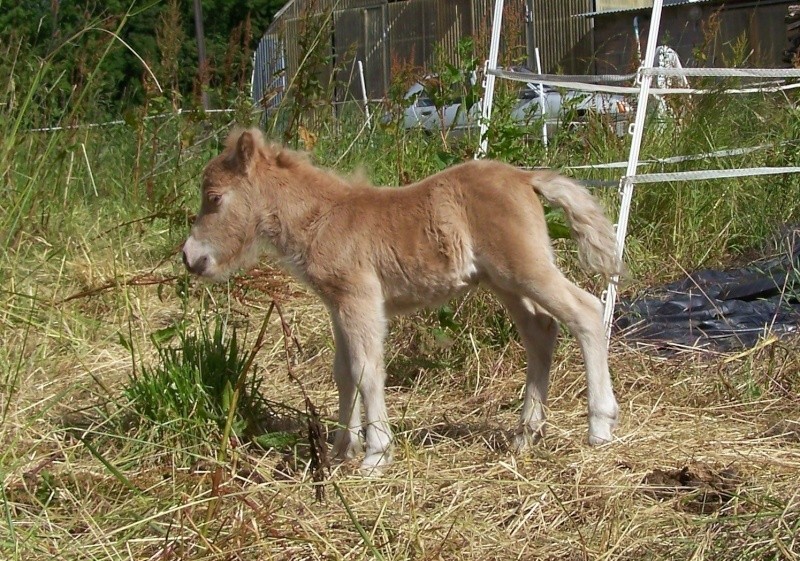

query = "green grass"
[124,318,245,438]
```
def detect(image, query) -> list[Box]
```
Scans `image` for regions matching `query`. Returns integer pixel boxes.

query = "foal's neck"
[264,162,353,255]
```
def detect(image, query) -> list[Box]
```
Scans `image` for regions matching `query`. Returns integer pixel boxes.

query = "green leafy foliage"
[279,2,345,145]
[0,0,283,119]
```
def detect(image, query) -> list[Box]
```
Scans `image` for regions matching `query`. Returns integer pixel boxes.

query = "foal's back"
[310,160,551,314]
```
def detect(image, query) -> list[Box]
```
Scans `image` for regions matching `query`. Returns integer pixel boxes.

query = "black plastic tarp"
[614,231,800,351]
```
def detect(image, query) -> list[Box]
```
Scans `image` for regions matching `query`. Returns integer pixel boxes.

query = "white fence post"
[602,0,665,341]
[476,0,505,159]
[357,60,371,124]
[535,47,547,148]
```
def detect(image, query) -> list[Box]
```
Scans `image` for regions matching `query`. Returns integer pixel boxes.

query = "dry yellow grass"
[2,245,799,561]
[0,164,792,560]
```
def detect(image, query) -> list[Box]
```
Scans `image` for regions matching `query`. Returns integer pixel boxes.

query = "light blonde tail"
[529,171,625,280]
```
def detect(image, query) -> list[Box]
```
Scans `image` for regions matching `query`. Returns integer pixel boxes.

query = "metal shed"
[582,0,797,75]
[252,0,593,110]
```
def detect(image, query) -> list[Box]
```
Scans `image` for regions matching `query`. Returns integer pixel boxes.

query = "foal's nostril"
[194,255,209,274]
[183,250,209,275]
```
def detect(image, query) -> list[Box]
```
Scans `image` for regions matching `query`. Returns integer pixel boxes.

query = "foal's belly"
[381,270,481,316]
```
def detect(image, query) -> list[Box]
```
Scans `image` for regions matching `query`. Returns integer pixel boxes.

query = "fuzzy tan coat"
[183,128,623,473]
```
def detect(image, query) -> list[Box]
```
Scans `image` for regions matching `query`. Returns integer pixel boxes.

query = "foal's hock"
[183,127,624,473]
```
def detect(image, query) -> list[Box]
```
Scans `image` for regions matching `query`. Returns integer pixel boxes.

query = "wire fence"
[476,0,800,338]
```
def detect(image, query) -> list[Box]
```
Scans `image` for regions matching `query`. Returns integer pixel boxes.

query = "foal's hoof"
[331,444,364,463]
[359,451,392,477]
[588,411,618,445]
[331,431,364,462]
[511,426,545,454]
[587,433,614,446]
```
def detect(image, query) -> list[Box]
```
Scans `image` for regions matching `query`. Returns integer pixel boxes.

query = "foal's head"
[182,127,274,281]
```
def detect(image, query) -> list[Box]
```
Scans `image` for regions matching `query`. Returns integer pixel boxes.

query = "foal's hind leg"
[491,288,559,452]
[489,261,618,444]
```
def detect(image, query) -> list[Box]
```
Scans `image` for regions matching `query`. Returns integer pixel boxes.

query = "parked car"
[400,68,632,138]
[400,74,481,135]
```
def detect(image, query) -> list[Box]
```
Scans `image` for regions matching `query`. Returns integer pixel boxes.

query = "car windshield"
[518,85,558,100]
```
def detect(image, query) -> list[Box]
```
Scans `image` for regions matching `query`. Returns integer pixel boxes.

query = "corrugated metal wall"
[252,33,286,110]
[531,0,593,73]
[333,4,389,100]
[387,0,472,69]
[253,0,593,104]
[592,1,796,74]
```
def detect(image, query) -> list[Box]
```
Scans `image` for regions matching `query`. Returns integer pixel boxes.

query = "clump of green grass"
[122,317,288,452]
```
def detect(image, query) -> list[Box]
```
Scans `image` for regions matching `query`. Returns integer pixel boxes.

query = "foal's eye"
[207,193,222,205]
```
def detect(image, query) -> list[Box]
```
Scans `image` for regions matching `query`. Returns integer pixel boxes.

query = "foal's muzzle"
[181,236,213,276]
[182,250,209,275]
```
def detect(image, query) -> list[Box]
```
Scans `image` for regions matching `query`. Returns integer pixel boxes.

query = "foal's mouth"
[182,259,233,283]
[181,237,228,281]
[182,232,265,283]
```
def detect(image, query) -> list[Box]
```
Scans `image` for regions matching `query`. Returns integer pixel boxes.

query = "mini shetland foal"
[183,127,624,472]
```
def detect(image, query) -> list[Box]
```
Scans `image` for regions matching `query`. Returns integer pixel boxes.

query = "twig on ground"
[58,273,180,304]
[274,299,329,501]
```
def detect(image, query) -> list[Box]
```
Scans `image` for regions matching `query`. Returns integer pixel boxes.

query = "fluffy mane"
[223,126,373,188]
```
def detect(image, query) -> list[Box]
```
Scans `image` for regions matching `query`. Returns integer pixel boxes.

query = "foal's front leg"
[330,321,363,461]
[330,297,393,473]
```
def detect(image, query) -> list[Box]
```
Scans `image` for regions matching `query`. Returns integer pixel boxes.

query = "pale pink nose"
[182,250,208,275]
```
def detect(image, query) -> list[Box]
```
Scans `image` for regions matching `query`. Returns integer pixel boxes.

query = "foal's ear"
[236,130,258,173]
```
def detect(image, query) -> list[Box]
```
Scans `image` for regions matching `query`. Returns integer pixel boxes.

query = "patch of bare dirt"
[640,462,743,514]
